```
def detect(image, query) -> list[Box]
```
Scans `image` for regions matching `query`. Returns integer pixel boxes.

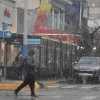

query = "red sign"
[33,9,80,45]
[4,8,11,17]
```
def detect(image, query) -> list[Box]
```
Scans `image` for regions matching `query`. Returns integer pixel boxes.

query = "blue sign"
[21,45,28,57]
[0,31,11,38]
[27,38,40,45]
[21,38,41,57]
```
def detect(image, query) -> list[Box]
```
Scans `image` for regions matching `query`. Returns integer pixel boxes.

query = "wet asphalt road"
[0,84,100,100]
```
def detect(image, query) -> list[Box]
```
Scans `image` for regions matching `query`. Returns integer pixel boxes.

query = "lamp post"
[23,0,40,57]
[23,0,28,57]
[79,0,82,30]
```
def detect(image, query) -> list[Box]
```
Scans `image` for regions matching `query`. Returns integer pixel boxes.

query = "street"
[0,0,100,100]
[0,84,100,100]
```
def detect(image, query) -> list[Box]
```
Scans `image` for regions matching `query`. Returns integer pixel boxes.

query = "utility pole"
[23,0,28,57]
[79,0,82,30]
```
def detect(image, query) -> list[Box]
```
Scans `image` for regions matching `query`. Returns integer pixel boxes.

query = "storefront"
[31,0,81,78]
[32,34,81,79]
[0,31,21,67]
[0,0,17,66]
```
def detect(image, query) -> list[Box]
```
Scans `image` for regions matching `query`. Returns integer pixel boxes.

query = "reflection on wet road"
[1,85,100,100]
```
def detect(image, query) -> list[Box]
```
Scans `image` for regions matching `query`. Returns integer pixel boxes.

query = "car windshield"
[79,57,98,65]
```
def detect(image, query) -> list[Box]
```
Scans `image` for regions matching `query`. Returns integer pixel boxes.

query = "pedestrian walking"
[14,49,37,97]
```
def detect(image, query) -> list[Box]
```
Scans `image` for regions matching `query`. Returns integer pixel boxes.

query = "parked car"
[73,57,100,83]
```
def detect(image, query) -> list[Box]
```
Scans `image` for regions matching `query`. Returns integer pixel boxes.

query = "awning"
[32,32,80,45]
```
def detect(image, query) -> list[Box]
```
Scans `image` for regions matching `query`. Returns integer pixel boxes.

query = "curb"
[0,80,58,90]
[0,81,40,90]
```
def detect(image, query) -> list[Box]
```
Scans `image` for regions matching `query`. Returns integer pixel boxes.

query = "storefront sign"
[27,38,40,44]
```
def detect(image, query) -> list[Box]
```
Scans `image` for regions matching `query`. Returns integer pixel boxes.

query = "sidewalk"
[0,79,59,91]
[0,79,100,91]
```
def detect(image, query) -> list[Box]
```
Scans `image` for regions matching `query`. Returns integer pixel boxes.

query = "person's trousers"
[15,79,35,96]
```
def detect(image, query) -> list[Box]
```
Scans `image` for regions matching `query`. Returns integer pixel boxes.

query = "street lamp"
[22,0,41,57]
[79,0,82,30]
[22,0,28,57]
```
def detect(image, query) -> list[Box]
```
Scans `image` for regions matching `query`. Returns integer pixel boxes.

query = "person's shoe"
[14,90,18,96]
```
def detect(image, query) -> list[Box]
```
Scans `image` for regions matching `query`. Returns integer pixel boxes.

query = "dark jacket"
[19,55,36,80]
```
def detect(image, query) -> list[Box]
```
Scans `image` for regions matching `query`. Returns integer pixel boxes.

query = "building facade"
[31,0,81,79]
[0,0,18,67]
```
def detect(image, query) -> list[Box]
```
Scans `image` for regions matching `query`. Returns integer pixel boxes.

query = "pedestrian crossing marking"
[61,85,77,89]
[61,85,99,90]
[80,86,96,89]
[51,95,61,98]
[47,85,59,88]
[81,96,97,100]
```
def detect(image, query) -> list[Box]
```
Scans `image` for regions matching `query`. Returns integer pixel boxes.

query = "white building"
[87,0,100,28]
[0,0,17,32]
[16,0,40,34]
[0,0,17,68]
